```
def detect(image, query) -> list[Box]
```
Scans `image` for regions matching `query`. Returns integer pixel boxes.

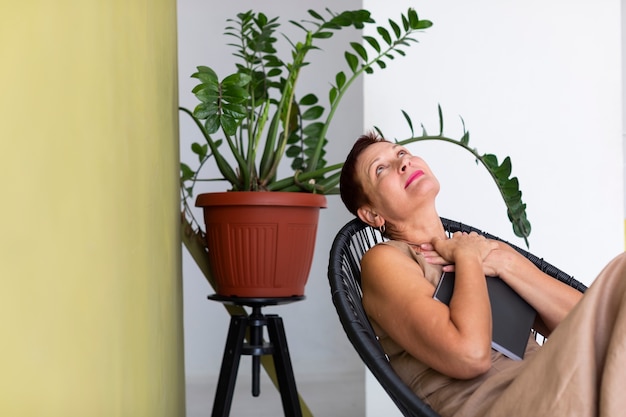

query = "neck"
[386,208,446,246]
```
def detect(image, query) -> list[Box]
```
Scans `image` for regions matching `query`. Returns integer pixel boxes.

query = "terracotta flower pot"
[195,191,327,297]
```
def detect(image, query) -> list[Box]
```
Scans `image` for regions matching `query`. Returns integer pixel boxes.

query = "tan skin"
[355,142,583,379]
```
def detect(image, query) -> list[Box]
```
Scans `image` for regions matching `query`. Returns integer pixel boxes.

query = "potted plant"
[180,8,530,297]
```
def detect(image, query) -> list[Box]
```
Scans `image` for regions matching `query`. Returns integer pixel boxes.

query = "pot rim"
[195,191,328,208]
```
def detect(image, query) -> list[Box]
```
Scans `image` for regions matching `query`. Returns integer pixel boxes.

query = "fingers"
[418,242,435,251]
[420,250,448,265]
[429,231,496,264]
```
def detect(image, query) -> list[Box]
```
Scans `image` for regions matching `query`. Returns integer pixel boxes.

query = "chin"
[415,177,440,198]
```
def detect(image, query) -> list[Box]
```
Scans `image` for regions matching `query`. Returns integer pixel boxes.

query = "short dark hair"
[339,131,389,216]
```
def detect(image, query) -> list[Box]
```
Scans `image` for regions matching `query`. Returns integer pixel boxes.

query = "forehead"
[359,141,398,166]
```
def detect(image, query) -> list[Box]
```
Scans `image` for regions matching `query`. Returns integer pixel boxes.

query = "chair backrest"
[327,217,587,417]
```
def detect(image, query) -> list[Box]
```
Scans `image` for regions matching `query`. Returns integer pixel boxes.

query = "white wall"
[177,0,364,397]
[363,0,623,415]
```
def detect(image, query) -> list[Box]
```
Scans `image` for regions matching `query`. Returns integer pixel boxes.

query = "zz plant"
[180,8,531,244]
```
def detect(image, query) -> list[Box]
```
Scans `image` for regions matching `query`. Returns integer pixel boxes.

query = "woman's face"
[355,141,440,224]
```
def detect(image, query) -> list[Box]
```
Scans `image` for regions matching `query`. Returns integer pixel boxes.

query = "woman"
[339,132,626,417]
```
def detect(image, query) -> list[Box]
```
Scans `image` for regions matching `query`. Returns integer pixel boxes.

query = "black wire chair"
[327,217,588,417]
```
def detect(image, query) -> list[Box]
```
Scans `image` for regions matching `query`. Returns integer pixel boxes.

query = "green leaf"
[500,177,520,192]
[304,136,327,148]
[345,51,358,72]
[363,36,381,53]
[286,144,301,157]
[222,86,249,102]
[331,12,353,27]
[263,55,283,67]
[389,19,401,38]
[303,122,323,136]
[329,87,338,104]
[351,9,374,25]
[192,102,213,120]
[180,163,194,181]
[322,22,341,30]
[494,156,512,178]
[401,14,409,31]
[350,42,368,61]
[193,90,219,106]
[335,71,346,90]
[291,156,305,171]
[505,197,523,213]
[191,142,207,159]
[191,66,218,83]
[222,72,251,87]
[288,20,306,32]
[438,104,444,135]
[222,106,247,120]
[312,31,333,39]
[220,114,240,136]
[286,131,302,145]
[302,105,324,120]
[415,19,433,30]
[304,146,324,158]
[482,154,498,169]
[401,110,414,137]
[407,8,419,28]
[204,113,220,135]
[377,26,392,45]
[299,94,318,106]
[307,9,324,21]
[513,217,531,242]
[191,82,218,96]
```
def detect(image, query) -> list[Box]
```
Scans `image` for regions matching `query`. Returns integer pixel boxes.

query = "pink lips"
[404,170,424,189]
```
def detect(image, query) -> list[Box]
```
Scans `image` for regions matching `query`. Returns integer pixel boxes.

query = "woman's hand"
[423,237,517,276]
[425,232,498,264]
[415,242,448,265]
[480,240,517,277]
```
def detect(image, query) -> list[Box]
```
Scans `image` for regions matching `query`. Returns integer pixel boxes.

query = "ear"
[357,206,384,228]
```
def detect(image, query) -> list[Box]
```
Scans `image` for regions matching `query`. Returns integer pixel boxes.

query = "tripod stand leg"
[266,315,302,417]
[211,315,247,417]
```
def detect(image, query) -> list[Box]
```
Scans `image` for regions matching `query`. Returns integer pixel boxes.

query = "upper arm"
[361,244,492,379]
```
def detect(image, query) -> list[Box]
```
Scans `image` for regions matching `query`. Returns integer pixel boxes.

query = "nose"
[399,155,410,172]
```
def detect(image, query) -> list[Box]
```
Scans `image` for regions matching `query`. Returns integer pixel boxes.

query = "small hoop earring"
[379,224,386,235]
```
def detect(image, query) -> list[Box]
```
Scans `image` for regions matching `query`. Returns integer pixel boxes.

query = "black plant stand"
[207,294,305,417]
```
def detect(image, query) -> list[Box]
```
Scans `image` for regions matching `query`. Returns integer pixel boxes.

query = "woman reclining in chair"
[339,132,626,417]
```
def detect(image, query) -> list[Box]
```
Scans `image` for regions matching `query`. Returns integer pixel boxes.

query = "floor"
[186,370,364,417]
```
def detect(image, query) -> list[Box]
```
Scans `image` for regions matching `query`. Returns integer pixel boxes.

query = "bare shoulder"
[361,243,420,280]
[360,243,435,306]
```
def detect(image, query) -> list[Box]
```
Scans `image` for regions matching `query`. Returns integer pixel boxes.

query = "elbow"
[453,345,492,379]
[464,354,492,379]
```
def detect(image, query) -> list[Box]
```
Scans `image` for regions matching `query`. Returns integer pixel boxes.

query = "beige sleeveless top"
[368,240,541,417]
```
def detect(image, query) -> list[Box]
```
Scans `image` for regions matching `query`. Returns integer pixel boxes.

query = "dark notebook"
[433,271,537,360]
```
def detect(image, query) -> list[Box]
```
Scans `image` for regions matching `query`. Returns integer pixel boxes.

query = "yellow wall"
[0,1,184,416]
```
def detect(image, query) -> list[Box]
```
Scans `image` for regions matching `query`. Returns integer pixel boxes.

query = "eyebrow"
[366,144,402,173]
